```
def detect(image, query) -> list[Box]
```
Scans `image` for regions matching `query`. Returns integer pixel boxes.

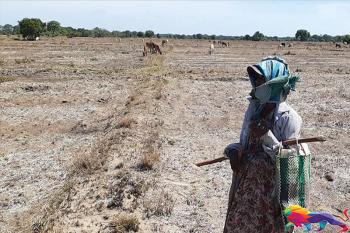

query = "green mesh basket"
[275,144,311,209]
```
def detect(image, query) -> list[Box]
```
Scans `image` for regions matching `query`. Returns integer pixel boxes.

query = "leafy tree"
[295,29,310,41]
[61,27,79,37]
[13,25,20,35]
[243,34,251,40]
[77,28,92,37]
[18,18,45,40]
[311,34,322,42]
[322,34,333,42]
[123,30,131,38]
[196,33,203,39]
[137,31,144,37]
[47,20,61,36]
[92,27,111,37]
[343,35,350,44]
[145,30,154,38]
[3,24,14,35]
[252,31,264,41]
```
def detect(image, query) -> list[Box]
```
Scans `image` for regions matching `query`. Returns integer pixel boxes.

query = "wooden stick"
[195,136,326,167]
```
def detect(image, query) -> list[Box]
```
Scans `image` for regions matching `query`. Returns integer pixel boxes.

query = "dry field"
[0,37,349,233]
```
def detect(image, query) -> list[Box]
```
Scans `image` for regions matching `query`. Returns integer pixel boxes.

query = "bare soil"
[0,37,349,233]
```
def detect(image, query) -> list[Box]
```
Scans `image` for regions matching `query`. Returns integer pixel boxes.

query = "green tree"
[3,24,14,35]
[311,34,322,42]
[137,31,144,37]
[18,18,45,40]
[252,31,264,41]
[343,35,350,44]
[196,33,203,39]
[92,27,111,37]
[123,30,131,38]
[77,28,92,37]
[13,25,20,35]
[243,34,251,40]
[295,29,310,41]
[47,20,61,36]
[145,30,154,38]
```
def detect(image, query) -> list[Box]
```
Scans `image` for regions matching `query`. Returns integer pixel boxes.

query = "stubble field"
[0,37,349,233]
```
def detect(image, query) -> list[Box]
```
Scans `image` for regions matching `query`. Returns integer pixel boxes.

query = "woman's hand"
[224,143,242,172]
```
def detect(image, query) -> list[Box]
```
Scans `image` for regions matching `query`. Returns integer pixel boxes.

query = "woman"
[224,57,302,233]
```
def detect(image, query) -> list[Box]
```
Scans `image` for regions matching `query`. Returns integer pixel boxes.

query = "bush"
[143,189,174,217]
[110,214,139,233]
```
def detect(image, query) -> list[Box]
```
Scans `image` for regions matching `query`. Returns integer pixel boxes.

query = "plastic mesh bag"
[275,143,311,209]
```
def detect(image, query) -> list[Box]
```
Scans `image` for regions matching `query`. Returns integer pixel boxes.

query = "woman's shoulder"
[275,102,302,123]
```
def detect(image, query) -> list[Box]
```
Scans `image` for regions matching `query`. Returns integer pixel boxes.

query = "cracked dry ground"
[0,38,349,233]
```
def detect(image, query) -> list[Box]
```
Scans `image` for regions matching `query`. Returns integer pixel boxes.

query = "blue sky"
[0,1,349,36]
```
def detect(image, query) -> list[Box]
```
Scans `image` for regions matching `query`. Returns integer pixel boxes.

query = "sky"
[0,1,349,37]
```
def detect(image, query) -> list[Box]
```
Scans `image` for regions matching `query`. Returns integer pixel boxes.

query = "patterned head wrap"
[247,56,300,103]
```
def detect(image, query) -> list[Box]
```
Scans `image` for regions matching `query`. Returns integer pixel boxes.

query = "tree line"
[1,18,349,44]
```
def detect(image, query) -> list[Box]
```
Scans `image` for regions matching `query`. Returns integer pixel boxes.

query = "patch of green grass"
[0,77,15,83]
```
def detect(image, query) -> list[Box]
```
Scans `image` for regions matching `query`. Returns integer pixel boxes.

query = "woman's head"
[247,56,299,104]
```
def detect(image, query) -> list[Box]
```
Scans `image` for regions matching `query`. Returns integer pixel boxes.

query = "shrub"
[143,189,174,217]
[110,214,139,233]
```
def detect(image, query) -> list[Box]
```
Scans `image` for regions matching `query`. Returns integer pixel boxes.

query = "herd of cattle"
[140,39,348,57]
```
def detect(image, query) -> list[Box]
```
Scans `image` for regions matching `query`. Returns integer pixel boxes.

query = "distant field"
[0,37,349,233]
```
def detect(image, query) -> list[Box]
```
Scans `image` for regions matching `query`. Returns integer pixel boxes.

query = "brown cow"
[221,41,228,47]
[143,42,162,56]
[161,39,168,47]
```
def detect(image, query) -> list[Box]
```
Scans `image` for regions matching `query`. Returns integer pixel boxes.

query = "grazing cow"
[221,41,228,47]
[143,42,162,56]
[209,43,214,55]
[143,45,147,57]
[281,42,286,47]
[336,43,341,48]
[35,37,40,41]
[344,42,348,45]
[162,39,168,47]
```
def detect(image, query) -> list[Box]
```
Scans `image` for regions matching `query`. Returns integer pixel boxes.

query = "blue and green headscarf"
[248,56,300,103]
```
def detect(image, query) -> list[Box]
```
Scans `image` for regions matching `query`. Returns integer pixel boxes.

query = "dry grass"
[15,57,34,64]
[143,189,174,217]
[0,76,15,83]
[144,55,165,67]
[117,117,137,128]
[138,151,160,170]
[12,180,74,233]
[0,57,5,66]
[284,50,296,56]
[71,150,102,174]
[137,132,161,170]
[154,87,162,100]
[109,213,140,233]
